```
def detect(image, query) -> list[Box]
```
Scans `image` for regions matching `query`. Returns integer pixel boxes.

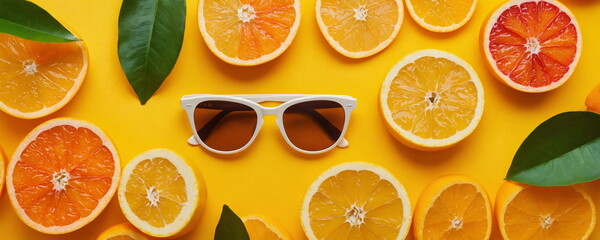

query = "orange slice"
[6,118,120,234]
[405,0,476,32]
[301,162,412,240]
[413,175,492,240]
[198,0,301,66]
[482,0,581,92]
[118,149,206,238]
[243,215,292,240]
[380,49,484,151]
[316,0,403,58]
[0,145,5,196]
[495,181,596,240]
[585,82,600,113]
[0,34,88,119]
[97,222,151,240]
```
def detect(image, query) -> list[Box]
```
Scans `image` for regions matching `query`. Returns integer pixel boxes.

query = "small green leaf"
[117,0,185,105]
[506,111,600,186]
[0,0,78,42]
[215,205,250,240]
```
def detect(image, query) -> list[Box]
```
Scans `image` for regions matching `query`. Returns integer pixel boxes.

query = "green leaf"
[215,205,250,240]
[0,0,78,42]
[506,111,600,186]
[117,0,185,105]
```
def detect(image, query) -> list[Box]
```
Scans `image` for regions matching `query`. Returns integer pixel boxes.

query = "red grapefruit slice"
[482,0,581,93]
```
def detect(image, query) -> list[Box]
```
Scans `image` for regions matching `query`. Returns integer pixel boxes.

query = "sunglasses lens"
[283,100,346,152]
[193,101,257,152]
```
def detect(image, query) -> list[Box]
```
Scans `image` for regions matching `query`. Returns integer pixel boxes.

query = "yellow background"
[0,0,599,239]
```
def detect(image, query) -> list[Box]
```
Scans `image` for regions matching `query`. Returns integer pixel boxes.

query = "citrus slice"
[316,0,403,58]
[585,82,600,113]
[198,0,301,66]
[0,146,5,196]
[301,162,412,240]
[0,33,88,119]
[118,149,206,238]
[413,175,492,240]
[495,181,596,240]
[482,0,581,93]
[242,215,292,240]
[97,222,151,240]
[6,118,119,234]
[380,49,484,151]
[405,0,476,32]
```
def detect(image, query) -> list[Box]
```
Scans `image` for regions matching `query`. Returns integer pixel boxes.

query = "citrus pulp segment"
[495,181,596,240]
[243,215,292,240]
[316,0,403,58]
[118,149,206,238]
[413,175,492,240]
[482,0,581,92]
[380,49,484,151]
[97,222,151,240]
[405,0,476,32]
[198,0,301,66]
[301,162,412,240]
[6,118,120,234]
[0,33,88,119]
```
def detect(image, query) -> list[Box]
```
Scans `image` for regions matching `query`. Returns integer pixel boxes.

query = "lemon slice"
[243,215,292,240]
[405,0,476,32]
[380,49,484,151]
[301,162,412,239]
[118,149,206,238]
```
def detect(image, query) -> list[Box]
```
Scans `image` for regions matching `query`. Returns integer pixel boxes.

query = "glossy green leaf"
[506,111,600,186]
[215,205,250,240]
[118,0,185,105]
[0,0,78,42]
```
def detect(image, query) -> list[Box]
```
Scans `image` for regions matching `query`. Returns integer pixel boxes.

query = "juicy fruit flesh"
[423,184,488,239]
[107,236,137,240]
[125,157,187,228]
[410,0,473,27]
[504,186,593,239]
[0,34,83,113]
[488,0,578,88]
[320,0,399,52]
[203,0,296,60]
[244,218,283,240]
[387,56,477,139]
[308,169,405,238]
[13,125,115,227]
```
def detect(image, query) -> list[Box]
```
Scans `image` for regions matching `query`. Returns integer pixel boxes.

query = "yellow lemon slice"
[380,49,484,151]
[301,162,412,239]
[118,149,207,238]
[316,0,403,58]
[243,215,292,240]
[405,0,476,32]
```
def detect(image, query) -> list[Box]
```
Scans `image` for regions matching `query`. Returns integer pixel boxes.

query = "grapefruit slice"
[301,162,412,240]
[198,0,301,66]
[118,149,206,238]
[482,0,581,92]
[316,0,403,58]
[6,118,120,234]
[413,175,492,240]
[0,34,88,119]
[243,215,292,240]
[495,181,595,240]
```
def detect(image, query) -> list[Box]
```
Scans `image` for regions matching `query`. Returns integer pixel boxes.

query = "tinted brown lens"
[193,101,257,151]
[283,100,345,151]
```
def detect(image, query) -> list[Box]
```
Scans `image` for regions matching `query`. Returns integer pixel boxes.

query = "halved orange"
[413,175,492,240]
[380,49,484,151]
[495,181,596,240]
[0,34,88,119]
[316,0,403,58]
[97,222,151,240]
[198,0,301,66]
[482,0,581,92]
[6,118,120,234]
[301,162,412,240]
[243,215,292,240]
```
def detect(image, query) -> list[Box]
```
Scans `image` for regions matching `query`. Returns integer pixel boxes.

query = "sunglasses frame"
[181,94,357,154]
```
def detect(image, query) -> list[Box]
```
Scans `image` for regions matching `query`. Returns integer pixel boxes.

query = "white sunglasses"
[181,94,357,154]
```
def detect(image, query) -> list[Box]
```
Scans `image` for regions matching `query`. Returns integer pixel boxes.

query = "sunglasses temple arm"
[337,137,349,148]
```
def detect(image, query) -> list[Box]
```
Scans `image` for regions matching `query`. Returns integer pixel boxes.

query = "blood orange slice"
[482,0,581,93]
[6,118,120,234]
